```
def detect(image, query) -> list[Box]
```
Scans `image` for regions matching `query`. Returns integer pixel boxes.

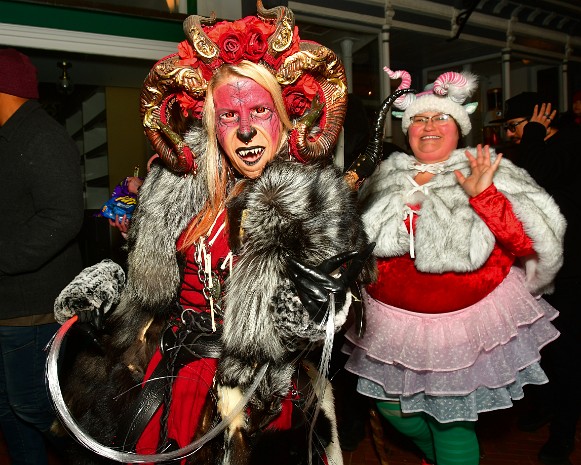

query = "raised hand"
[454,144,502,197]
[530,103,557,130]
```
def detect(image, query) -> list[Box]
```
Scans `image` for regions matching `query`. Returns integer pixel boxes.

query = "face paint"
[213,76,282,179]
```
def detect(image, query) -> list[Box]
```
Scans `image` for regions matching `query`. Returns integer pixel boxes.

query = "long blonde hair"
[179,61,292,250]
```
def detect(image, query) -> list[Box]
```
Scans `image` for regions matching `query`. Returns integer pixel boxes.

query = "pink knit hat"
[384,68,478,136]
[0,48,39,99]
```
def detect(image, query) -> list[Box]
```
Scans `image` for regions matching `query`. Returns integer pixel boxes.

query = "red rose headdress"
[141,0,347,174]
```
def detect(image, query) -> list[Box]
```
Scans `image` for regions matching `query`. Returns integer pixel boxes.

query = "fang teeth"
[238,147,263,157]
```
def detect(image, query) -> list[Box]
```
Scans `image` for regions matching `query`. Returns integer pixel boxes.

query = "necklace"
[410,158,449,174]
[194,209,233,331]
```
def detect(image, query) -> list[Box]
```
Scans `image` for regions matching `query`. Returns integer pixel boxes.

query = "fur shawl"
[123,126,372,319]
[123,127,210,310]
[360,148,565,295]
[113,127,373,355]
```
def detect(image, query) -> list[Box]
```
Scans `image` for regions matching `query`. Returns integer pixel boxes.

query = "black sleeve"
[514,122,581,191]
[0,130,84,275]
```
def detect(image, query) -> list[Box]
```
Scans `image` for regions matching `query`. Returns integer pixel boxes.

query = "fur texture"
[124,126,210,310]
[53,259,125,324]
[360,148,565,295]
[218,160,373,465]
[221,160,373,378]
[55,129,373,464]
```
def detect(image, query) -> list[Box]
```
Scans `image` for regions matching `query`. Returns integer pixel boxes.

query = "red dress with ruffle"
[344,184,560,422]
[135,210,293,461]
[367,185,535,313]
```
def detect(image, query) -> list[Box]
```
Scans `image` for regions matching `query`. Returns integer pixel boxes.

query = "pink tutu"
[343,267,559,422]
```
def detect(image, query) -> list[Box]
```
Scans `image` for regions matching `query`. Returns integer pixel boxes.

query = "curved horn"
[257,0,295,54]
[278,43,347,162]
[433,70,477,103]
[140,54,208,174]
[383,67,415,109]
[183,14,220,61]
[344,88,416,190]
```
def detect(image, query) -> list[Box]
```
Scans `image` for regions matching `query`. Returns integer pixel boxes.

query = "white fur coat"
[359,148,566,295]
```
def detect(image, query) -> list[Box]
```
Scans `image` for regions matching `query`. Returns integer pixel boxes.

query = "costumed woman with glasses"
[343,69,565,465]
[47,3,382,465]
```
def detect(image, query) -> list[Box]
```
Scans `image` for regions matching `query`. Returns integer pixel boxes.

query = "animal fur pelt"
[53,125,374,464]
[216,159,374,464]
[360,148,565,295]
[53,259,125,324]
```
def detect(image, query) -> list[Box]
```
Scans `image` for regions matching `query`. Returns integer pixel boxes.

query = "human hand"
[454,144,503,197]
[530,103,557,129]
[109,214,130,239]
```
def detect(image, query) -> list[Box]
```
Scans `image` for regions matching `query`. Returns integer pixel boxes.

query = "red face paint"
[213,77,281,179]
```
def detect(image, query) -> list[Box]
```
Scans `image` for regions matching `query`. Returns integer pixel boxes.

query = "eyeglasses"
[410,113,452,126]
[503,119,527,132]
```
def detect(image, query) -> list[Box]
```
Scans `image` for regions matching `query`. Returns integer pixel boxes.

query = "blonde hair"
[179,61,292,250]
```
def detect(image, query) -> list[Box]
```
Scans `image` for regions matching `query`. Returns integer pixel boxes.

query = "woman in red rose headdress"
[47,3,385,465]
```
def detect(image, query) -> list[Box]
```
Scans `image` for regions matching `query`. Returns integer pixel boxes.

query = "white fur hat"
[384,68,479,136]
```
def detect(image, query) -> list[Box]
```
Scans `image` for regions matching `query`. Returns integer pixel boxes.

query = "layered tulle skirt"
[343,267,559,423]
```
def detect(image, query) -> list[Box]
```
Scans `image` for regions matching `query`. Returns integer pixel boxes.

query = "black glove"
[71,302,107,352]
[287,243,375,324]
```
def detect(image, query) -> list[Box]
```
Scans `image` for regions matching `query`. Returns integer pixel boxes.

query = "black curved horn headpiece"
[344,88,416,189]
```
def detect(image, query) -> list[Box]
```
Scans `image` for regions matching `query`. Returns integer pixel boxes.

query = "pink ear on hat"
[0,48,39,99]
[384,67,478,136]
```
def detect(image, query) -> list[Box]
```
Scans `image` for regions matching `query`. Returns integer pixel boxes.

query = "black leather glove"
[72,303,107,352]
[287,243,375,324]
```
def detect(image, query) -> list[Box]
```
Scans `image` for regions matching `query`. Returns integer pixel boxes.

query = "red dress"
[135,210,293,461]
[367,185,536,313]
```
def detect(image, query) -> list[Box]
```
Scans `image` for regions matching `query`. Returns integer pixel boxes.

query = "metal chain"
[194,239,225,317]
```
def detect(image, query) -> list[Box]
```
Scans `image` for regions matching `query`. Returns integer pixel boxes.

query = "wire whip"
[46,315,268,463]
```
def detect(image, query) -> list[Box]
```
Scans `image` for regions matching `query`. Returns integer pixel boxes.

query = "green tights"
[376,401,480,465]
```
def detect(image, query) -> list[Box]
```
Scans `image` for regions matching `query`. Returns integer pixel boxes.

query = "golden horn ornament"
[257,0,295,55]
[140,54,207,174]
[183,13,219,61]
[278,43,347,161]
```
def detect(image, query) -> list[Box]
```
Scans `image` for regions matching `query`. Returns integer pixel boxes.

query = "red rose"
[218,31,244,63]
[207,21,232,42]
[283,75,319,118]
[200,58,222,81]
[244,27,267,62]
[177,40,200,68]
[284,90,310,118]
[177,92,205,119]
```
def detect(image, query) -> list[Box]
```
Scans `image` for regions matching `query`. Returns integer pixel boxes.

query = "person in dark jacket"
[0,48,84,465]
[501,91,581,465]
